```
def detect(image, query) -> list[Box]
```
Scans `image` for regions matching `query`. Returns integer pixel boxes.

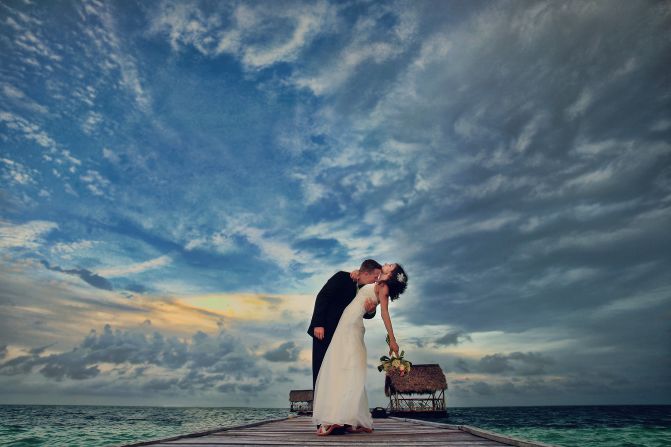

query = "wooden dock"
[120,415,557,447]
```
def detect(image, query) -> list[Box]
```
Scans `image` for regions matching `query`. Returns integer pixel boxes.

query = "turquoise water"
[415,405,671,447]
[0,404,669,446]
[0,406,288,447]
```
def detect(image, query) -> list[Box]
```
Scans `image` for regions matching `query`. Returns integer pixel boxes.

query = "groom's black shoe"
[332,425,347,435]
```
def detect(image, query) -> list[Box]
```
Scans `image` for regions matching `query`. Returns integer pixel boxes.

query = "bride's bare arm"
[377,283,399,355]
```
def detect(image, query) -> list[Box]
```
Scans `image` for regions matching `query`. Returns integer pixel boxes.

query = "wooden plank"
[165,436,497,443]
[147,444,502,447]
[151,443,501,446]
[122,415,556,447]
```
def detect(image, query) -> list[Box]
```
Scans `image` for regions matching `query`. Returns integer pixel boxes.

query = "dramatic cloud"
[146,0,337,71]
[262,341,301,362]
[435,330,472,346]
[0,323,274,396]
[0,0,669,406]
[476,352,555,376]
[0,220,58,250]
[40,260,114,291]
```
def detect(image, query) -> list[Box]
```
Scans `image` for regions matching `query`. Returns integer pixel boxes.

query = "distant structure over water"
[289,389,313,414]
[385,364,448,416]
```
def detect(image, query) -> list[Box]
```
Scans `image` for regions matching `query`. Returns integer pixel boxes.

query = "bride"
[312,262,408,435]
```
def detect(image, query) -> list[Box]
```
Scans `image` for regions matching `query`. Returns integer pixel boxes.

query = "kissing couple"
[307,259,408,436]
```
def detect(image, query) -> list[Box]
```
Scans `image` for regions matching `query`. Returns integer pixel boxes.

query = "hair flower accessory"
[396,272,406,283]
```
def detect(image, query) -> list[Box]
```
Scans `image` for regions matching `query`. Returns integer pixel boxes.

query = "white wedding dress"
[312,283,378,429]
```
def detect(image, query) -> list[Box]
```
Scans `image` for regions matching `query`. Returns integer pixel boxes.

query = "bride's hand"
[389,340,399,356]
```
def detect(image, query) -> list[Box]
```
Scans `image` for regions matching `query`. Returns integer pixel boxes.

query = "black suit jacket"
[307,271,376,343]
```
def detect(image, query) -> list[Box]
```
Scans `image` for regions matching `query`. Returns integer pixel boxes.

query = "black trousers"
[312,336,331,389]
[313,336,329,429]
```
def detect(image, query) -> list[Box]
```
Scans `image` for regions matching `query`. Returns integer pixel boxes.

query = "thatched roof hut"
[289,389,313,413]
[289,389,313,402]
[385,364,447,396]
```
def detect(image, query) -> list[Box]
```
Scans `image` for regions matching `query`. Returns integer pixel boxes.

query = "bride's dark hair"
[384,264,408,301]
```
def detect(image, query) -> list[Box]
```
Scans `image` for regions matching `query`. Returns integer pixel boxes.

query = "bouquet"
[377,334,412,376]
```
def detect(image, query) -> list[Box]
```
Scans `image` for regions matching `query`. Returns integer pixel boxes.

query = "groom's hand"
[314,327,325,340]
[364,298,377,314]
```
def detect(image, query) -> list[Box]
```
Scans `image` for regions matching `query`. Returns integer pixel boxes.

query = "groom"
[307,259,382,389]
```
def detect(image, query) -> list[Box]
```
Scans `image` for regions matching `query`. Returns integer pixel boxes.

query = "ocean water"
[414,405,671,447]
[0,406,289,447]
[0,404,669,447]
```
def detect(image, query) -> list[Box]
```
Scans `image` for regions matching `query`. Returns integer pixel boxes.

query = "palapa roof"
[289,389,314,402]
[385,364,447,396]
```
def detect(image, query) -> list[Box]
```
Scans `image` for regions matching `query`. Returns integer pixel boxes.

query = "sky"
[0,0,670,408]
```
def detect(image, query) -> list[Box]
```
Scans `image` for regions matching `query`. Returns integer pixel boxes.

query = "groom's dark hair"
[359,259,382,272]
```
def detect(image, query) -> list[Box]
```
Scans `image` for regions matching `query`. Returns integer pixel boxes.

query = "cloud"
[81,111,103,134]
[183,228,243,255]
[29,343,56,356]
[454,358,470,373]
[470,381,494,396]
[126,283,149,294]
[262,341,301,362]
[288,365,311,375]
[77,1,152,111]
[49,240,99,260]
[0,111,57,149]
[40,260,114,291]
[565,88,594,120]
[79,169,112,197]
[0,323,274,395]
[10,18,62,62]
[0,219,58,250]
[95,255,172,277]
[293,237,347,260]
[39,353,102,381]
[101,147,120,164]
[292,2,417,95]
[1,157,38,186]
[258,296,282,311]
[434,330,472,346]
[0,82,49,114]
[147,0,337,71]
[476,352,555,376]
[238,226,310,271]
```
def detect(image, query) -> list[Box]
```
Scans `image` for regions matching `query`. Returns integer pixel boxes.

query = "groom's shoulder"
[328,270,350,282]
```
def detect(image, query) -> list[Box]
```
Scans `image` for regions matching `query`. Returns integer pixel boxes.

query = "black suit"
[307,271,376,389]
